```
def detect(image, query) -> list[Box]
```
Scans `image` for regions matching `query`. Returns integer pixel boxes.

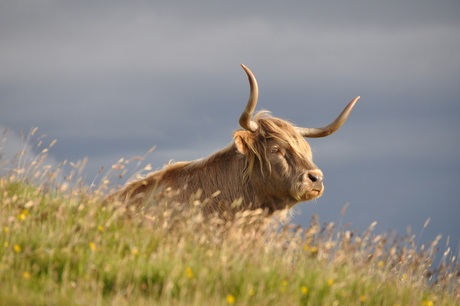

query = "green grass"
[0,130,459,305]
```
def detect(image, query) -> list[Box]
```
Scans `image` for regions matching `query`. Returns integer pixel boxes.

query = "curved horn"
[296,96,360,138]
[239,64,259,132]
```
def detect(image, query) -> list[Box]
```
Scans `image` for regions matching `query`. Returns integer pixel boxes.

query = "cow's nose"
[308,172,323,183]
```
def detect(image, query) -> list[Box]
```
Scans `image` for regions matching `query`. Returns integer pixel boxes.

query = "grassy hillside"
[0,131,459,305]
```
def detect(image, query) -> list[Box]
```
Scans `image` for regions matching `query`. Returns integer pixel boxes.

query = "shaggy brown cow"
[112,64,359,218]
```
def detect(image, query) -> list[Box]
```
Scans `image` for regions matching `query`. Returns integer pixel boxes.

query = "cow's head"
[234,64,360,207]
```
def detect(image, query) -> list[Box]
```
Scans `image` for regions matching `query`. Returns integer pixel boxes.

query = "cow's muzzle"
[307,170,324,195]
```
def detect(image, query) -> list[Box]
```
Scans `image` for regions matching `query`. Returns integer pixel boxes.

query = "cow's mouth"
[293,179,324,201]
[310,190,321,197]
[295,189,323,202]
[308,187,323,199]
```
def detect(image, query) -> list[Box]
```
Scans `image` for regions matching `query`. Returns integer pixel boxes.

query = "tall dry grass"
[0,128,458,305]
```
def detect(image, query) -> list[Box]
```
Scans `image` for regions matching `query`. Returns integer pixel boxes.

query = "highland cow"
[112,64,359,218]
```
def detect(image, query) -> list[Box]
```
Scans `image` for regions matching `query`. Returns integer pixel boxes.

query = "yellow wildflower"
[132,247,140,256]
[3,226,9,232]
[88,242,97,251]
[185,267,194,279]
[226,294,235,304]
[327,279,334,286]
[98,225,104,232]
[4,242,9,248]
[14,244,21,253]
[360,295,367,302]
[422,300,434,306]
[248,289,255,296]
[23,272,31,279]
[301,286,309,295]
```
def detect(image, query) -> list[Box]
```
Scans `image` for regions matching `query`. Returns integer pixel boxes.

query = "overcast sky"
[1,1,460,254]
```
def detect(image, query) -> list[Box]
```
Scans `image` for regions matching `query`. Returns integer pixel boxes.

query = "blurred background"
[1,1,459,253]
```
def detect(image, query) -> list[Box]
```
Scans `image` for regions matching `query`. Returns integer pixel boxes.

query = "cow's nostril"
[308,173,323,183]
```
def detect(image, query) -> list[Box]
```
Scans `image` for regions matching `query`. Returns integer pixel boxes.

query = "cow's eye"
[270,147,280,154]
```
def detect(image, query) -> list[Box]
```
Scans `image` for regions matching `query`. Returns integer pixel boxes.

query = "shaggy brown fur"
[111,112,324,219]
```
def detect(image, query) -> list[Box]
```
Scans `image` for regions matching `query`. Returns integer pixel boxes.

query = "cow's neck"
[171,142,248,199]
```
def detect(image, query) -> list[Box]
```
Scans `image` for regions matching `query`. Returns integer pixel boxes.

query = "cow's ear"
[233,130,251,154]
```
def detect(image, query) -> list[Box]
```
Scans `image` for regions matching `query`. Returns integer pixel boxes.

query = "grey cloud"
[2,1,459,83]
